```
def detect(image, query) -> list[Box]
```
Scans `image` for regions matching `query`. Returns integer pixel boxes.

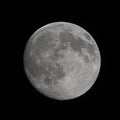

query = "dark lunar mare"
[59,31,86,54]
[59,31,96,62]
[83,32,91,41]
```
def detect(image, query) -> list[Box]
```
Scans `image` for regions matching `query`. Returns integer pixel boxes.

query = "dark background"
[3,1,118,118]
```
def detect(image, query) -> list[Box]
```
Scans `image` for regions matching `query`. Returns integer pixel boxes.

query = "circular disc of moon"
[23,22,101,100]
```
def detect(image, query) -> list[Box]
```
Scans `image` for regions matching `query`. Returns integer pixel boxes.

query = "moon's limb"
[24,22,101,100]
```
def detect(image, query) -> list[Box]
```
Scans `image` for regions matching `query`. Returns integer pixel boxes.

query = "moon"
[24,22,101,100]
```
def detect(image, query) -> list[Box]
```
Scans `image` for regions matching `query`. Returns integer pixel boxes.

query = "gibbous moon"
[24,22,101,100]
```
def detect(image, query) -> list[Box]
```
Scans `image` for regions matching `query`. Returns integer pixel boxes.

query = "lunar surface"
[24,22,101,100]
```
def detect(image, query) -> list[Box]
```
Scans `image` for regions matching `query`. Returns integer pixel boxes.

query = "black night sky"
[3,2,118,118]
